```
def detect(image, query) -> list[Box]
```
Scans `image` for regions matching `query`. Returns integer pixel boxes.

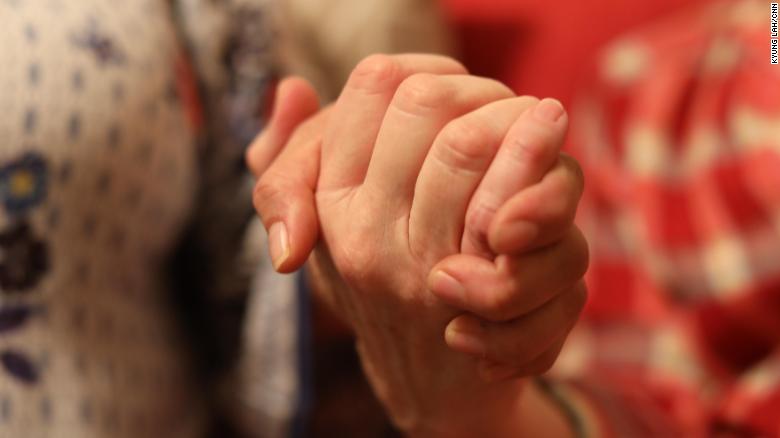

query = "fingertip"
[429,254,499,309]
[269,77,320,132]
[429,269,466,306]
[247,77,320,177]
[247,124,283,174]
[268,223,318,274]
[444,315,488,357]
[282,189,321,273]
[502,96,568,175]
[277,77,320,112]
[268,221,291,272]
[532,97,567,124]
[254,175,319,274]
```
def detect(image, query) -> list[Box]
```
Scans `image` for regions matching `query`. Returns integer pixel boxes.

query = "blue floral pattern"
[0,152,48,217]
[0,152,50,386]
[71,20,126,67]
[0,221,49,293]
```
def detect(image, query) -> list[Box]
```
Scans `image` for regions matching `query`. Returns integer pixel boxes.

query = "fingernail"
[268,222,290,270]
[533,98,564,123]
[430,271,466,304]
[445,318,487,357]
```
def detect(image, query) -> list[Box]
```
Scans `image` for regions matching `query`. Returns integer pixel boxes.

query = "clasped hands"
[247,54,588,437]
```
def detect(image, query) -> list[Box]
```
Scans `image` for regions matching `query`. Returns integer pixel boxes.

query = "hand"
[248,68,588,382]
[248,54,588,436]
[306,54,533,435]
[428,118,589,381]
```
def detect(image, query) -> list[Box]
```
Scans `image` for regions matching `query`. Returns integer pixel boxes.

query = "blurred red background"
[441,0,711,106]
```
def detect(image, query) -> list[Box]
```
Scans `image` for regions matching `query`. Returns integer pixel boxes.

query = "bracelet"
[534,378,587,438]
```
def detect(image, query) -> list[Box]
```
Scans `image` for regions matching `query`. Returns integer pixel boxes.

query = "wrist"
[353,328,520,434]
[399,378,526,438]
[405,377,580,438]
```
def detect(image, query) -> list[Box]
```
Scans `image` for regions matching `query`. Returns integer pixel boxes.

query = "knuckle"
[395,73,453,112]
[464,200,498,250]
[334,232,382,285]
[436,118,495,172]
[507,135,548,167]
[465,199,498,234]
[252,175,286,217]
[348,54,400,92]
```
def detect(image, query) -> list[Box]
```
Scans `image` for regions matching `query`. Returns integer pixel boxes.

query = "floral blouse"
[0,1,306,437]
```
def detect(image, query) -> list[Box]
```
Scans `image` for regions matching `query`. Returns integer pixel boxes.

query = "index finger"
[461,98,568,257]
[246,77,320,177]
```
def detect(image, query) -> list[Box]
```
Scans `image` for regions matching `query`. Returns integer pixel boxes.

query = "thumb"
[255,178,319,273]
[246,76,320,177]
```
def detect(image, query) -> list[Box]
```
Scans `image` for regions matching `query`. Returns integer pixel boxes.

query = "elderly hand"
[247,54,588,436]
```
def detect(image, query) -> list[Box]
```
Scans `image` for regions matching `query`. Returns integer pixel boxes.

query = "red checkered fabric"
[556,1,780,436]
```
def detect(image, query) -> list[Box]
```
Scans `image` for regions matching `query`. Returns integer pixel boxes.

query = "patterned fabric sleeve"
[168,1,308,436]
[554,1,780,436]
